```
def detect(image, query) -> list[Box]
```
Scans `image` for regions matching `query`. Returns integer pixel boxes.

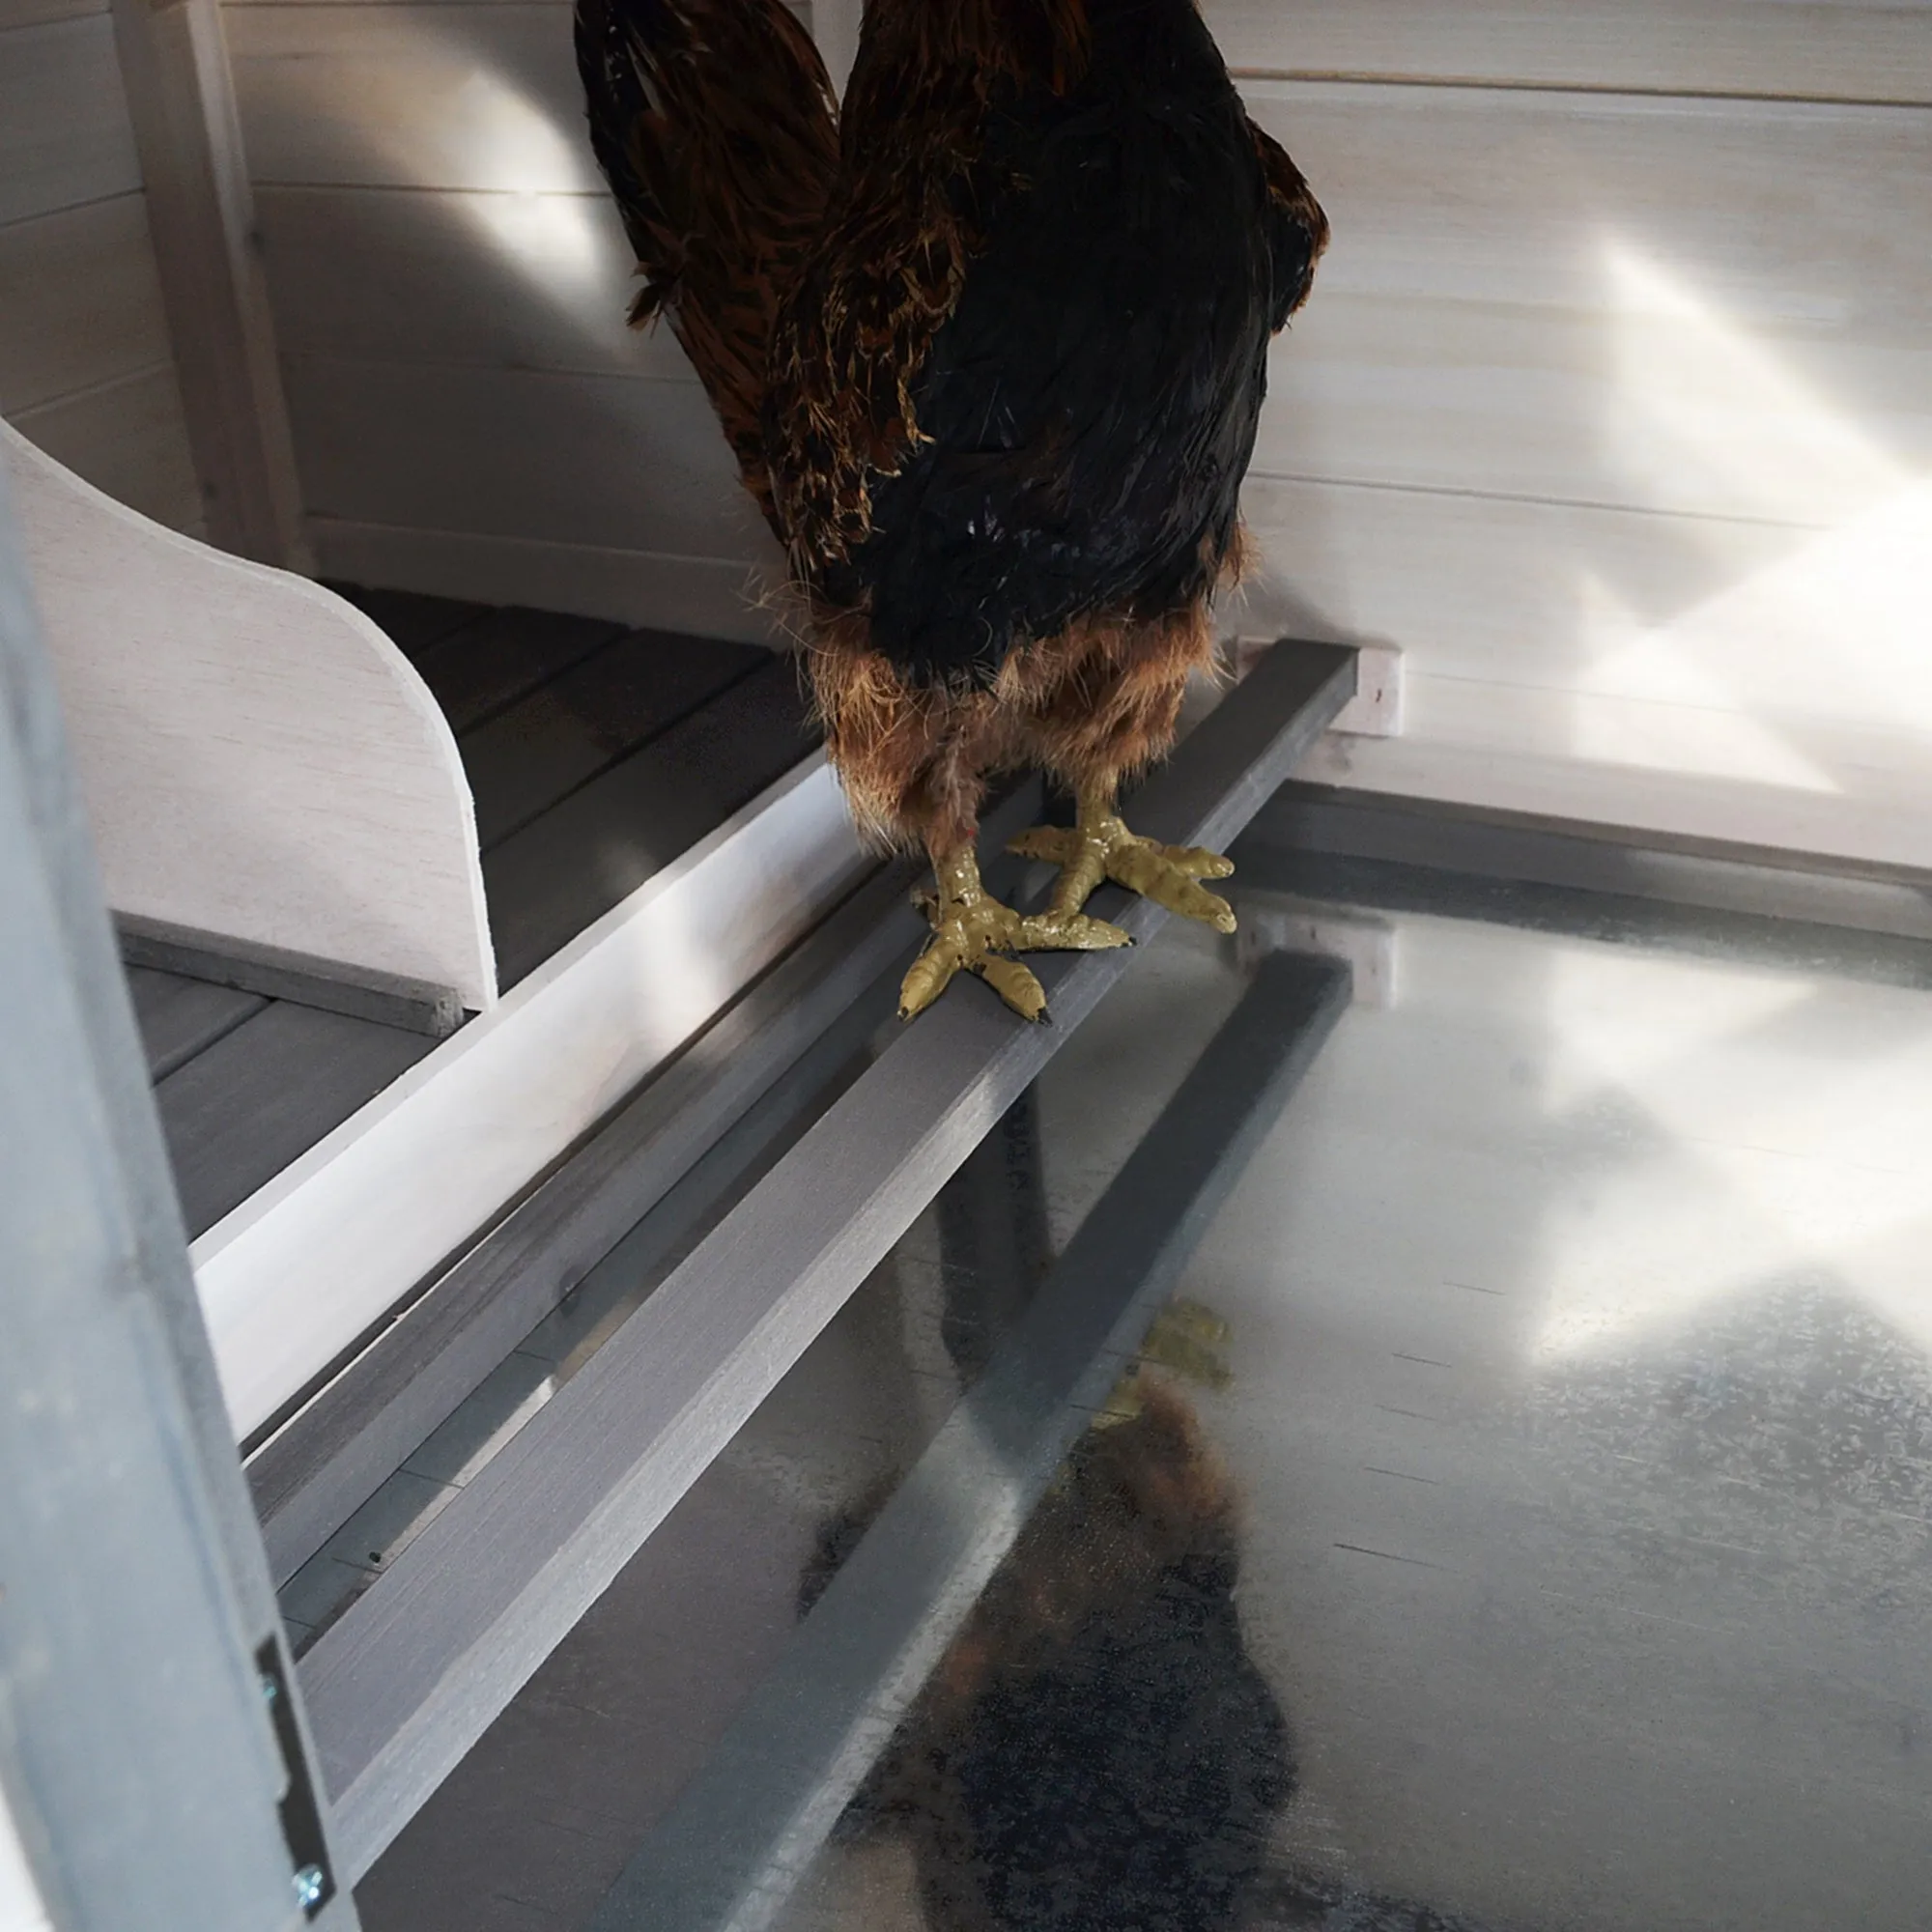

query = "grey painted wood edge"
[298,639,1356,1884]
[1247,781,1932,942]
[248,784,1051,1583]
[244,857,915,1580]
[118,911,466,1037]
[0,452,356,1926]
[587,950,1353,1932]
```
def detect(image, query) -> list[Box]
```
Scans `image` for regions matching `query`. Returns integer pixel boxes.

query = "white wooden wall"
[0,0,205,534]
[221,0,814,639]
[1224,4,1932,867]
[213,0,1932,864]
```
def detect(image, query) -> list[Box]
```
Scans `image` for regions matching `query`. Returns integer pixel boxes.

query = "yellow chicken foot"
[899,846,1132,1023]
[1096,1297,1236,1427]
[1008,781,1236,934]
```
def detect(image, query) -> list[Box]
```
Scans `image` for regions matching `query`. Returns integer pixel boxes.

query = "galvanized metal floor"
[125,587,813,1239]
[349,853,1932,1932]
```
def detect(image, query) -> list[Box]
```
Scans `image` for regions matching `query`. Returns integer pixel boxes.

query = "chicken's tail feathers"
[573,0,839,527]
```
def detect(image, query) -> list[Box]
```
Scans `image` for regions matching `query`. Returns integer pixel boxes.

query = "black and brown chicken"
[575,0,1326,1019]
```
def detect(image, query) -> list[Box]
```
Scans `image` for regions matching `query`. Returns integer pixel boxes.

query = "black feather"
[823,0,1287,688]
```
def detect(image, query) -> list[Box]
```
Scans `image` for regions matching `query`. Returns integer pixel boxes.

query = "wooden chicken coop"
[5,3,1932,1931]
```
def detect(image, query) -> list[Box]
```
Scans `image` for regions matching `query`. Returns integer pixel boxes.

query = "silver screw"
[292,1864,326,1911]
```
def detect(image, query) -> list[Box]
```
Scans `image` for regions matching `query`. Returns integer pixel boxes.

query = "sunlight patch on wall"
[1568,242,1932,797]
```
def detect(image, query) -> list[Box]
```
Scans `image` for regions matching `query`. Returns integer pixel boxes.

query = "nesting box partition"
[4,416,497,1011]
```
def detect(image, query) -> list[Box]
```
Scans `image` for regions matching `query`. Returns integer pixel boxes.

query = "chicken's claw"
[1009,813,1237,934]
[899,853,1129,1023]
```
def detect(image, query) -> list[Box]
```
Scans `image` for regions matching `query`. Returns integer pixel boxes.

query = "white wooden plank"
[284,356,776,565]
[4,415,498,1007]
[311,518,788,642]
[109,0,309,567]
[9,365,204,533]
[1246,82,1932,526]
[0,195,176,417]
[1239,471,1932,866]
[227,4,602,191]
[189,755,868,1442]
[0,0,103,32]
[1208,0,1932,105]
[0,1795,51,1932]
[256,185,696,381]
[0,15,142,226]
[1300,677,1932,873]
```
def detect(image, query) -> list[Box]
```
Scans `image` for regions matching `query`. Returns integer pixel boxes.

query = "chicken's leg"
[900,843,1132,1023]
[1009,780,1236,934]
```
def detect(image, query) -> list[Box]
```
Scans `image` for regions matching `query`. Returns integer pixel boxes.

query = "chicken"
[575,0,1326,1019]
[803,1365,1295,1931]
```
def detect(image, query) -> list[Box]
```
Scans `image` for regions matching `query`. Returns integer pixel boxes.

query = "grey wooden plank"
[412,604,627,733]
[119,911,466,1037]
[298,640,1357,1883]
[483,655,817,985]
[462,630,768,850]
[0,425,361,1930]
[156,1001,435,1239]
[108,0,308,568]
[125,962,267,1081]
[246,853,920,1582]
[1247,781,1932,942]
[321,582,490,661]
[585,950,1351,1932]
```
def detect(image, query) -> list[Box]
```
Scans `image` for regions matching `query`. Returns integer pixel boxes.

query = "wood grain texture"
[460,629,767,848]
[310,520,785,641]
[10,366,205,533]
[0,15,142,225]
[1236,464,1932,868]
[126,964,268,1081]
[1245,81,1932,525]
[0,0,106,28]
[108,0,310,567]
[191,756,868,1443]
[156,1001,436,1238]
[284,357,776,563]
[1208,0,1932,105]
[5,418,498,1005]
[227,4,601,192]
[323,582,491,659]
[0,195,177,417]
[256,185,695,382]
[483,654,815,983]
[414,604,623,731]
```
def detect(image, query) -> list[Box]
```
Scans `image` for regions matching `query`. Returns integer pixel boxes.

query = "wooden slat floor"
[128,586,816,1240]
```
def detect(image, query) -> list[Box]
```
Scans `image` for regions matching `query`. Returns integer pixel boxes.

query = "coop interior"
[3,2,1931,1930]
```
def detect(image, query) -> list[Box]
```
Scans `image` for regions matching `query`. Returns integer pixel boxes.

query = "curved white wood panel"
[2,414,496,1009]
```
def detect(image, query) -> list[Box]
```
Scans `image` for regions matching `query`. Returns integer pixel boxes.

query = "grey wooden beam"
[245,855,919,1579]
[119,911,466,1036]
[587,948,1352,1932]
[298,639,1355,1883]
[0,451,355,1926]
[1247,781,1932,942]
[249,782,1039,1585]
[109,0,308,566]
